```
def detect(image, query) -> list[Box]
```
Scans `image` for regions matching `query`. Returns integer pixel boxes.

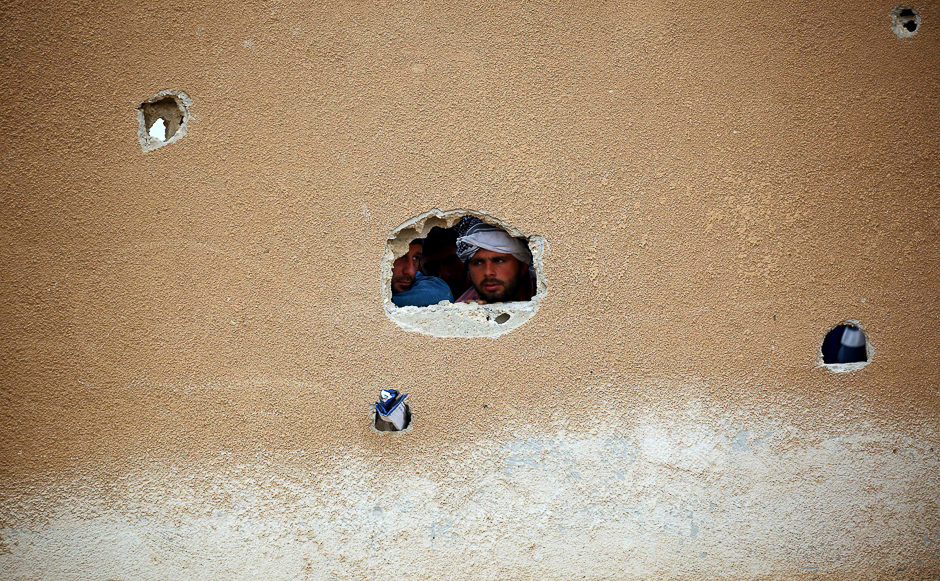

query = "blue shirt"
[392,272,454,307]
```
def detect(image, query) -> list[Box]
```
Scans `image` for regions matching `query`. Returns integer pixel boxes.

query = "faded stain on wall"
[1,0,939,579]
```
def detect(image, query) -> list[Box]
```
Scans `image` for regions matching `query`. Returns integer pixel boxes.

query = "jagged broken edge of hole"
[816,318,874,373]
[137,89,193,153]
[382,208,547,339]
[890,5,921,38]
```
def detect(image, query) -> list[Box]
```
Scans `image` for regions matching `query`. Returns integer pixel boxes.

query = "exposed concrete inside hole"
[891,5,921,38]
[816,319,874,373]
[382,209,547,338]
[137,89,192,152]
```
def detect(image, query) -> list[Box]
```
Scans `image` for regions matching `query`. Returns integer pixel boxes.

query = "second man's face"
[467,249,526,303]
[391,243,422,294]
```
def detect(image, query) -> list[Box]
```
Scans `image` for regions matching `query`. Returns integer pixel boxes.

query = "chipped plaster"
[137,89,193,153]
[0,0,938,579]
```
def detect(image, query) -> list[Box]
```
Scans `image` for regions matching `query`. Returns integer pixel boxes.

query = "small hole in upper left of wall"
[138,90,192,152]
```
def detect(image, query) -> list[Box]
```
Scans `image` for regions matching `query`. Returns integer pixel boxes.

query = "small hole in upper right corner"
[891,6,921,37]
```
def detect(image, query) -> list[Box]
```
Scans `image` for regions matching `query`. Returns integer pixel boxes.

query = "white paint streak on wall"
[1,418,937,580]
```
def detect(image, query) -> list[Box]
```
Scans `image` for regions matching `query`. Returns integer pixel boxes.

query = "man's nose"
[484,261,497,277]
[404,259,417,277]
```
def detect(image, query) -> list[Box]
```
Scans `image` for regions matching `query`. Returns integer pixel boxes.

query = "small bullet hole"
[482,404,488,409]
[141,98,185,140]
[137,90,192,152]
[821,323,869,365]
[494,313,511,324]
[891,6,921,38]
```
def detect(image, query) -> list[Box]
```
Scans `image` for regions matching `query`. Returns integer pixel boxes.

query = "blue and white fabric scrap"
[375,389,408,430]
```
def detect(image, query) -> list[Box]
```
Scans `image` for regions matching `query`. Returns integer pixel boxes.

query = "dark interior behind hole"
[821,325,868,364]
[374,404,412,432]
[904,20,917,31]
[140,97,186,140]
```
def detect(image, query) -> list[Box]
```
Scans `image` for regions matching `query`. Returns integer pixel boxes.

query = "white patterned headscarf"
[455,217,532,266]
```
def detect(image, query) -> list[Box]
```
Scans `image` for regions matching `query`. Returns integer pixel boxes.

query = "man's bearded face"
[391,243,421,294]
[467,249,526,303]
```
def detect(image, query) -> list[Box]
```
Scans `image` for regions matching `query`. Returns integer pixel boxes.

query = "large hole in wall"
[137,90,192,152]
[818,320,873,372]
[891,5,921,38]
[382,209,547,338]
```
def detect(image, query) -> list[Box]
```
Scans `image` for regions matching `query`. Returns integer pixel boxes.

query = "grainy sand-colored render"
[1,1,938,579]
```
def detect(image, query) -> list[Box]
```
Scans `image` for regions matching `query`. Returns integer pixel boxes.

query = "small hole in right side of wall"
[818,320,872,372]
[891,6,921,38]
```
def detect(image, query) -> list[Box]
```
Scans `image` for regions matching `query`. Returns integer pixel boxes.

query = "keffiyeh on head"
[455,216,532,266]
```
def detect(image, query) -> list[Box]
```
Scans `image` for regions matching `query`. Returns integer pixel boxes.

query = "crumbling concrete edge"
[137,89,194,153]
[382,208,548,338]
[890,5,921,39]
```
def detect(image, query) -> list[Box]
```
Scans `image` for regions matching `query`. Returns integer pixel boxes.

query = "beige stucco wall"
[1,1,938,579]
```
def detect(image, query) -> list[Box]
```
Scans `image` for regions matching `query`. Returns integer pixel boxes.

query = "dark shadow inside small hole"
[904,20,918,31]
[899,8,915,17]
[821,324,868,364]
[140,97,186,140]
[494,313,511,324]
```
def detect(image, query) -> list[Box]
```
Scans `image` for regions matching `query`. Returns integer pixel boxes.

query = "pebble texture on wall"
[0,1,938,579]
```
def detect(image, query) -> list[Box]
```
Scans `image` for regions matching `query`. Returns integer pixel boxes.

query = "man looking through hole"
[420,227,470,300]
[455,217,536,304]
[390,239,453,307]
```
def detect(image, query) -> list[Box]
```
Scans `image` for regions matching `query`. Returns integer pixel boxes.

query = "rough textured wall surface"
[1,1,939,579]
